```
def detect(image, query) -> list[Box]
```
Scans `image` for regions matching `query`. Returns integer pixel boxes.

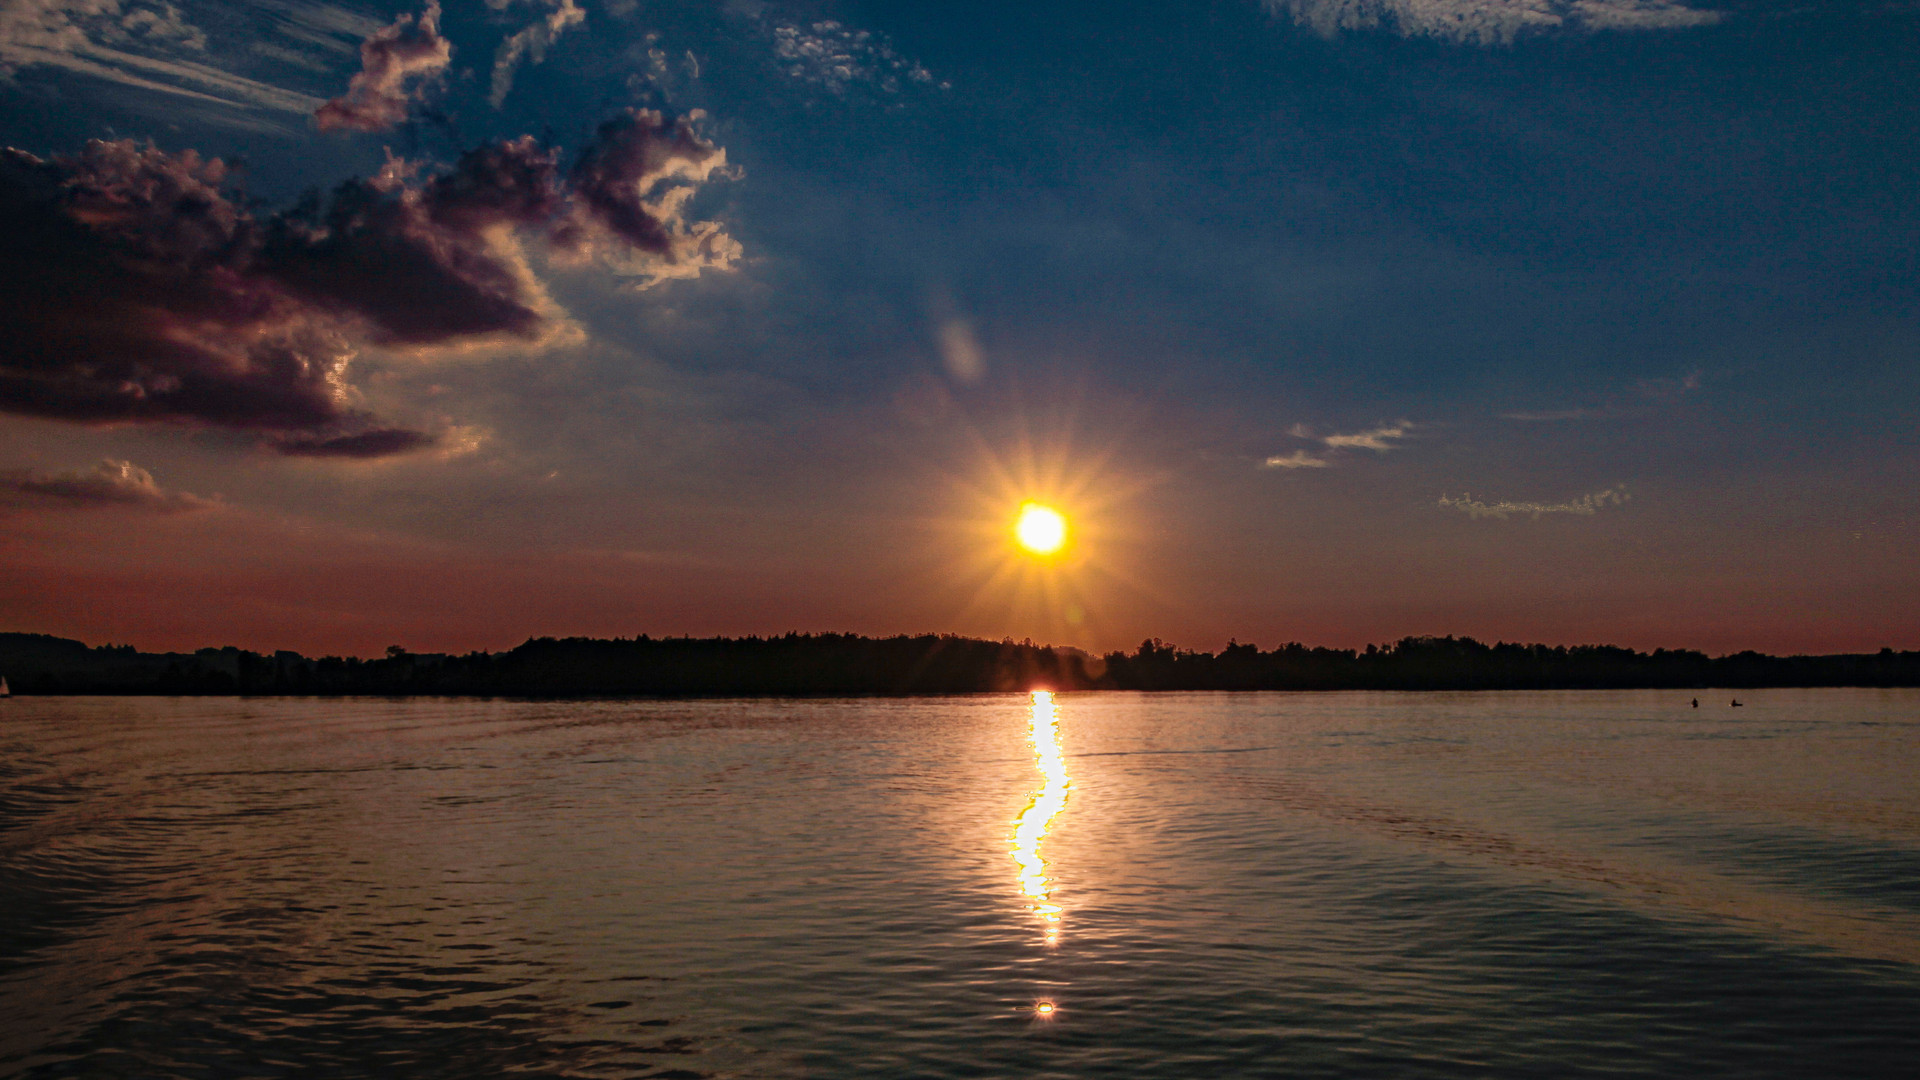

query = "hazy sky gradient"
[2,0,1915,656]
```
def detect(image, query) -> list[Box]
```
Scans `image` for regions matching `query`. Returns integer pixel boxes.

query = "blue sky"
[1,0,1915,655]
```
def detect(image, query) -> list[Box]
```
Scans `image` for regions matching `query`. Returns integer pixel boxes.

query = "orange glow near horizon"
[1011,689,1071,944]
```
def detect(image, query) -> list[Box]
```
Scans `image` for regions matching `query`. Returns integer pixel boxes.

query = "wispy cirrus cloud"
[0,0,321,114]
[1438,486,1628,519]
[1501,369,1703,423]
[1265,0,1719,46]
[1,458,213,511]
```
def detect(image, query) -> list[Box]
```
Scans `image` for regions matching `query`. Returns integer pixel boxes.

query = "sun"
[923,396,1163,641]
[1015,503,1068,555]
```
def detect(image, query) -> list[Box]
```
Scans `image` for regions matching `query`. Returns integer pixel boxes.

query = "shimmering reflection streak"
[1011,690,1072,943]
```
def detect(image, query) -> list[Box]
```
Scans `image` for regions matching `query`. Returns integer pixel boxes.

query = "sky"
[0,0,1916,658]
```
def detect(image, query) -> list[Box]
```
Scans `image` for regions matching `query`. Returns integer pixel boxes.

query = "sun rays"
[918,389,1169,645]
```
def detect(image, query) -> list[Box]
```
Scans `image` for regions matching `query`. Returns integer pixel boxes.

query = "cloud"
[771,20,939,94]
[0,112,736,454]
[274,427,438,458]
[488,0,584,108]
[559,108,741,287]
[314,1,450,132]
[1263,450,1331,469]
[1635,368,1703,402]
[1265,0,1719,46]
[0,141,369,439]
[1,458,212,511]
[1500,408,1593,422]
[1501,369,1703,422]
[1263,419,1414,471]
[263,140,570,345]
[243,0,382,56]
[1320,420,1413,452]
[1438,486,1628,519]
[0,0,322,114]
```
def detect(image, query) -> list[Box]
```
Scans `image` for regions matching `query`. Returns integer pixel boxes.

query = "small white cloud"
[489,0,585,108]
[1438,485,1627,520]
[771,19,939,94]
[1321,420,1412,452]
[1264,419,1415,471]
[1263,450,1331,469]
[1266,0,1718,46]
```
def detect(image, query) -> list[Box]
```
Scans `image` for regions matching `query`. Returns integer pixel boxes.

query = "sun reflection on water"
[1011,689,1072,944]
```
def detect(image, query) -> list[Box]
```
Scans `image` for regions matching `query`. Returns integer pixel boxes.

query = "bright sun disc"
[1015,504,1068,554]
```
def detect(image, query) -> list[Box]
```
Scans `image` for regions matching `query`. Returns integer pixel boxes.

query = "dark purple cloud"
[0,112,734,457]
[275,428,439,459]
[569,109,725,254]
[1,459,212,512]
[262,177,548,346]
[0,142,365,438]
[427,137,568,231]
[259,137,568,348]
[314,2,452,133]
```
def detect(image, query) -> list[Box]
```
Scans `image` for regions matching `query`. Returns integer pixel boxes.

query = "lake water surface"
[3,689,1918,1078]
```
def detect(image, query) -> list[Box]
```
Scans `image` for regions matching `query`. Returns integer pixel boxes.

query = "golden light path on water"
[1011,690,1072,946]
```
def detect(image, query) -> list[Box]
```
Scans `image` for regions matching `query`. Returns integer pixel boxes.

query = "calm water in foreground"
[3,690,1919,1078]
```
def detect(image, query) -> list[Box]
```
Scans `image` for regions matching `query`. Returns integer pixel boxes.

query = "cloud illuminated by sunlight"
[1321,421,1413,452]
[1438,486,1628,520]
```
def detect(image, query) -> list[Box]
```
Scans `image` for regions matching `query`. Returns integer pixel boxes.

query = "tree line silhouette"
[4,631,1918,696]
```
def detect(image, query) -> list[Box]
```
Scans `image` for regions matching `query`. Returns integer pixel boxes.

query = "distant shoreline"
[5,631,1918,697]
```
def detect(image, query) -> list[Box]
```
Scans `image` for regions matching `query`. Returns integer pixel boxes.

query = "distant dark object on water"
[1731,699,1744,707]
[2,631,1918,698]
[1692,698,1698,708]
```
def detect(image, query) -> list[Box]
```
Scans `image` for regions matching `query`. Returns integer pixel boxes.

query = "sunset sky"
[1,0,1915,657]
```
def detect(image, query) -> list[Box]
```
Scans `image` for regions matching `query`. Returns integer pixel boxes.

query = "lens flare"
[1015,503,1068,555]
[1011,689,1071,942]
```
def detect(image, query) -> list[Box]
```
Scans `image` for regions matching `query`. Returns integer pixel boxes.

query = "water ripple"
[1,691,1917,1077]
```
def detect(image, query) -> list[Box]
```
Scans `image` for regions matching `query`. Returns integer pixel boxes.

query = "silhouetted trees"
[2,630,1916,697]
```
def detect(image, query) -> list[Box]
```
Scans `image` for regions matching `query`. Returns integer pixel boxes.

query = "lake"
[3,689,1918,1078]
